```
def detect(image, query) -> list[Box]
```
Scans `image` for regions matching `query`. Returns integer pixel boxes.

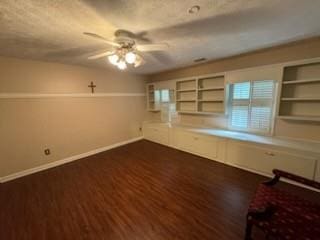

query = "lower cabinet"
[143,124,169,145]
[175,129,226,163]
[226,140,317,179]
[143,123,319,181]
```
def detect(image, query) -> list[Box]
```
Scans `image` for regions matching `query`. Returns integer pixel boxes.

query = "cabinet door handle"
[265,152,275,156]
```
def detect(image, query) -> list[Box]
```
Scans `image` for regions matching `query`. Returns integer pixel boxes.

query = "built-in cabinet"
[174,129,225,162]
[175,74,225,115]
[143,123,319,181]
[143,123,169,145]
[146,83,160,112]
[226,140,317,179]
[278,60,320,121]
[148,58,320,125]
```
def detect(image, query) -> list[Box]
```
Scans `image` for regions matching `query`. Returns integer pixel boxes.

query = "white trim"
[225,162,320,193]
[0,137,143,183]
[0,93,145,99]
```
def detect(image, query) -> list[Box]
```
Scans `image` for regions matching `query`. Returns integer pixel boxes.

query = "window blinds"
[231,106,249,128]
[230,80,275,134]
[233,82,250,99]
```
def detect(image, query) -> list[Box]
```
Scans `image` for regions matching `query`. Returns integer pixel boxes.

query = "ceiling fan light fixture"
[125,51,136,64]
[84,31,169,70]
[108,54,119,65]
[134,54,143,67]
[117,60,127,70]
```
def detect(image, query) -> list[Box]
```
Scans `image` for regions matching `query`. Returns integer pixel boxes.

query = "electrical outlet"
[44,149,51,155]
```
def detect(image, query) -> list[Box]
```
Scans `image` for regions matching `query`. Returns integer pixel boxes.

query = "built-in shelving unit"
[146,84,160,112]
[175,74,225,114]
[176,79,197,113]
[278,61,320,122]
[197,75,225,114]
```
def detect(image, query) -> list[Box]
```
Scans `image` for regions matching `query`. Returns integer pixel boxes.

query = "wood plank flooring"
[0,140,317,240]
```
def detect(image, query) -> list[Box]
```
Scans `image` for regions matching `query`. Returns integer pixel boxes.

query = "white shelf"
[198,99,224,102]
[177,111,197,114]
[198,87,224,91]
[177,111,224,115]
[176,79,196,82]
[282,79,320,85]
[281,98,320,101]
[176,89,196,92]
[277,115,320,122]
[176,79,196,92]
[176,99,197,102]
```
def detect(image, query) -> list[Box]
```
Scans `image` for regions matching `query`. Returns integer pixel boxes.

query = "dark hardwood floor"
[1,140,316,240]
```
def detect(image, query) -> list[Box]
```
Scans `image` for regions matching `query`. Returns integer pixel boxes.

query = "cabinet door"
[144,126,169,145]
[175,130,223,161]
[227,141,317,179]
[175,130,195,152]
[193,134,218,159]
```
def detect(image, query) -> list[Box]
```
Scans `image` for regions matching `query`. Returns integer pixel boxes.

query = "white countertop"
[144,121,320,155]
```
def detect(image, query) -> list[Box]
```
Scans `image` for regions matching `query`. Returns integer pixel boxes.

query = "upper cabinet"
[146,83,160,112]
[147,57,320,122]
[176,78,197,113]
[278,60,320,122]
[175,74,226,115]
[197,75,225,114]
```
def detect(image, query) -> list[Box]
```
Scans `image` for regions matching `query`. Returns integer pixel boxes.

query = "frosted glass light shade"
[117,60,127,70]
[108,54,119,65]
[125,52,136,64]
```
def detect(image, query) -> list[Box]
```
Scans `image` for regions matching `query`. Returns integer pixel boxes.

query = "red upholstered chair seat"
[245,169,320,240]
[248,184,320,239]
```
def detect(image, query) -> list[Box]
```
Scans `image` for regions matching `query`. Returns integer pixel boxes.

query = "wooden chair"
[245,169,320,240]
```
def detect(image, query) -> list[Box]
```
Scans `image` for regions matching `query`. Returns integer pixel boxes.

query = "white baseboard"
[0,137,143,183]
[225,162,320,192]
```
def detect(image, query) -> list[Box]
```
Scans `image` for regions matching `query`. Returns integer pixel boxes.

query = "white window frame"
[228,80,277,136]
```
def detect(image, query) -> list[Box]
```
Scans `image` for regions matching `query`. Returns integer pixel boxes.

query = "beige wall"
[147,37,320,142]
[0,57,146,177]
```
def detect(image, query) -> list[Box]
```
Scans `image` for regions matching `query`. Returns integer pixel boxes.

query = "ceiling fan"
[83,30,169,70]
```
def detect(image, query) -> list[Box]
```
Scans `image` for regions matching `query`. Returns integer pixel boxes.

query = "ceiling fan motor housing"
[114,30,136,48]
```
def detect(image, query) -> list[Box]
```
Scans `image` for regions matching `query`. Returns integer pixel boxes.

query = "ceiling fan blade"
[83,32,120,47]
[136,43,169,52]
[88,51,114,60]
[134,54,145,67]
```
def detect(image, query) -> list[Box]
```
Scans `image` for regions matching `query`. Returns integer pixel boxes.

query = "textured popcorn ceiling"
[0,0,319,74]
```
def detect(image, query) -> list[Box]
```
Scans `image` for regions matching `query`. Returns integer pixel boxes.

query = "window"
[155,89,176,122]
[228,80,276,134]
[160,89,170,103]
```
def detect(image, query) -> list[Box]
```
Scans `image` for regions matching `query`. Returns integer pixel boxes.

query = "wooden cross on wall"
[88,81,96,93]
